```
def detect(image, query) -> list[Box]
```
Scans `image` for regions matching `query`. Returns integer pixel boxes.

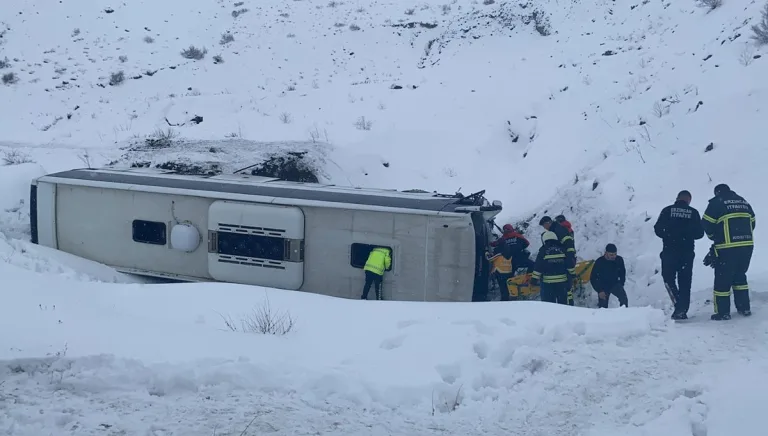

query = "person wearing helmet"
[540,215,577,304]
[530,231,575,305]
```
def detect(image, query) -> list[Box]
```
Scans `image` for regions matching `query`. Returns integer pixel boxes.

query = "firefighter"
[540,216,577,305]
[486,243,515,301]
[360,246,392,300]
[590,244,628,308]
[491,224,534,273]
[702,184,756,320]
[653,190,705,320]
[530,231,575,305]
[555,215,574,240]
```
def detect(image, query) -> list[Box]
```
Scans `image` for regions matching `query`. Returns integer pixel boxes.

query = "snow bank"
[0,270,672,435]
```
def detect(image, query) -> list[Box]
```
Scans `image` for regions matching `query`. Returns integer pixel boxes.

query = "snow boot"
[738,310,752,317]
[711,313,732,321]
[671,312,688,320]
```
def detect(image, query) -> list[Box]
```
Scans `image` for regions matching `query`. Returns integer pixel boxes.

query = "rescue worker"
[702,184,756,320]
[555,215,574,240]
[491,224,534,273]
[540,215,577,305]
[653,190,705,320]
[530,231,575,305]
[360,246,392,300]
[590,243,628,308]
[486,243,515,301]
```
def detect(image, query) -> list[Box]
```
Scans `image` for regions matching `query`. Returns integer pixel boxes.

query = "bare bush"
[349,23,361,31]
[279,112,293,124]
[739,44,755,66]
[328,1,339,7]
[144,128,179,148]
[219,297,295,335]
[405,8,415,15]
[232,8,249,17]
[753,2,768,45]
[354,116,373,130]
[441,4,451,14]
[652,101,670,118]
[109,70,125,86]
[143,35,155,43]
[483,0,495,4]
[118,55,128,63]
[181,45,207,60]
[696,0,723,11]
[213,54,224,64]
[220,32,235,45]
[2,72,18,85]
[2,149,33,165]
[0,57,10,69]
[72,28,80,37]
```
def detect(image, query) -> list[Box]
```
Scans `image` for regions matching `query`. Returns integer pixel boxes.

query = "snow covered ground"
[1,0,767,433]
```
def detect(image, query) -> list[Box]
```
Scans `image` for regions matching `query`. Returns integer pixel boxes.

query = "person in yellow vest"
[486,245,515,301]
[361,247,392,300]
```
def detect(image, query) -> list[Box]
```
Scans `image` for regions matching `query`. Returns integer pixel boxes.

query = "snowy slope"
[1,0,768,434]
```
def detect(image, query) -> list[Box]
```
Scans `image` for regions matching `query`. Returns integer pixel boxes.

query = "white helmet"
[542,231,557,243]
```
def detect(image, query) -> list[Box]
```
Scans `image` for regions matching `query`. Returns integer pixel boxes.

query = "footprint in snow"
[473,341,489,360]
[396,319,421,329]
[434,363,461,384]
[380,335,406,350]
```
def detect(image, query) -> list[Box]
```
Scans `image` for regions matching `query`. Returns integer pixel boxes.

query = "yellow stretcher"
[505,260,595,301]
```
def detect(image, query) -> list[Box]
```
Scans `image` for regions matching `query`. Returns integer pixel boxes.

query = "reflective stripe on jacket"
[364,247,392,275]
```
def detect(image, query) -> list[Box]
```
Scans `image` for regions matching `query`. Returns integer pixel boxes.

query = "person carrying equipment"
[540,216,577,305]
[653,190,705,320]
[486,242,515,301]
[590,243,628,308]
[530,231,575,305]
[360,247,392,300]
[491,224,534,274]
[702,184,756,320]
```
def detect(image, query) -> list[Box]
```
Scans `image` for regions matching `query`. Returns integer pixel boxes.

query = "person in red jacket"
[491,224,534,273]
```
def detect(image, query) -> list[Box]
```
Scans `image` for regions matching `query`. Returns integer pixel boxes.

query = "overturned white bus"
[30,167,502,301]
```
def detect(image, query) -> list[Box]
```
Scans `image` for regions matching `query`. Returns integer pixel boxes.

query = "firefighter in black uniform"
[539,216,577,305]
[702,184,756,320]
[653,190,705,320]
[531,231,575,305]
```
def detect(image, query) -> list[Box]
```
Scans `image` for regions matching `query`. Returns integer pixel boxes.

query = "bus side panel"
[34,182,57,248]
[428,215,476,302]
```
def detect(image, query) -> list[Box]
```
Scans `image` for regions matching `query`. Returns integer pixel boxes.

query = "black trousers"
[661,250,694,314]
[597,284,628,308]
[496,272,514,301]
[541,282,569,305]
[361,270,383,300]
[713,246,753,315]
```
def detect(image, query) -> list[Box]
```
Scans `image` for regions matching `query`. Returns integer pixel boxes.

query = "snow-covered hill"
[1,0,767,434]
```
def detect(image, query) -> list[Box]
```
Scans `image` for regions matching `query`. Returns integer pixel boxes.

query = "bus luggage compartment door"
[207,201,305,290]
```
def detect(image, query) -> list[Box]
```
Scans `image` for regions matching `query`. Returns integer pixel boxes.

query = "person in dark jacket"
[491,224,534,273]
[702,184,756,320]
[531,231,575,305]
[590,243,628,308]
[653,190,705,320]
[541,215,577,305]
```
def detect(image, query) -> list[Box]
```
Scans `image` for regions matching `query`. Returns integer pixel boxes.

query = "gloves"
[703,246,716,268]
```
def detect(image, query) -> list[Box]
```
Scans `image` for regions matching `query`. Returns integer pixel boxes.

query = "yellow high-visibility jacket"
[364,247,392,276]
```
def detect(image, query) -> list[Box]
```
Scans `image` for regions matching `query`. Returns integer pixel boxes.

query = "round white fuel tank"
[170,223,201,252]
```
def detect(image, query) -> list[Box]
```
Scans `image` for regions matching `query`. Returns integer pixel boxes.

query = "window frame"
[350,243,393,271]
[131,220,168,245]
[215,231,287,261]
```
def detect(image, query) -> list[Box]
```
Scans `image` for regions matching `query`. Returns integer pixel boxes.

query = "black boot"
[738,309,752,317]
[671,312,687,320]
[711,313,731,321]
